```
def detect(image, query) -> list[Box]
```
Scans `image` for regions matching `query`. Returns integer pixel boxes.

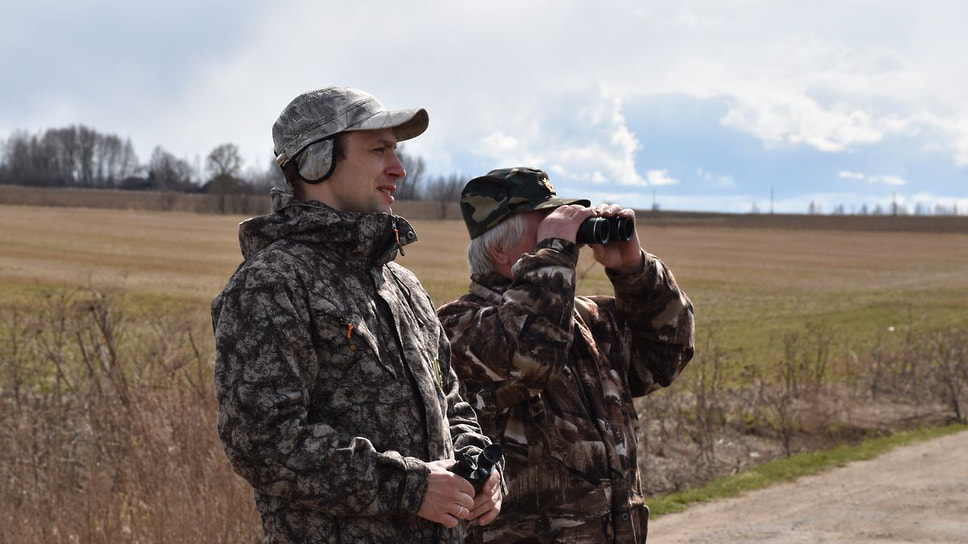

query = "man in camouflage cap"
[212,87,502,544]
[437,167,695,543]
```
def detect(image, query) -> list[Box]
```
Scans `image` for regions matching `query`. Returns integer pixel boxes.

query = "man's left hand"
[468,471,503,526]
[590,206,644,274]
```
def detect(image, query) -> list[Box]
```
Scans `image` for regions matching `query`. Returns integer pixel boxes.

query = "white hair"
[466,213,527,276]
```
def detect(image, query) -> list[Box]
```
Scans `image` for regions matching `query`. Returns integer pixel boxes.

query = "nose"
[387,150,406,179]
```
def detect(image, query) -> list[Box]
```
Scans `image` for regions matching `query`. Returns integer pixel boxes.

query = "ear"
[488,242,510,265]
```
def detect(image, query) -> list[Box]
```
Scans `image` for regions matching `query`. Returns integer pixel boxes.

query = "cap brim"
[347,108,429,141]
[532,196,591,211]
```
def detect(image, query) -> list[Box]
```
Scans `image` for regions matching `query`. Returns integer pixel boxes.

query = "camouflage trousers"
[477,505,648,544]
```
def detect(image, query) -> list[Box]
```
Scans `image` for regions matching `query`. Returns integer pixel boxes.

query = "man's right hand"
[536,204,597,245]
[416,459,476,528]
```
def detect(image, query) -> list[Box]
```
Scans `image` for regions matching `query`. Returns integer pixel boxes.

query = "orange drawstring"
[393,226,406,256]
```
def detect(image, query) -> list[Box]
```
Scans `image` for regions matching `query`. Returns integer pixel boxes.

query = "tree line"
[14,124,958,218]
[0,124,465,213]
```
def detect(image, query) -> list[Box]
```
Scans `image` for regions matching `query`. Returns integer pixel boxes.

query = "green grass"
[682,285,968,379]
[647,423,968,517]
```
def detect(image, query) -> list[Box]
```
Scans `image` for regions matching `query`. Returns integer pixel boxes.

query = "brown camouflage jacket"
[436,238,695,544]
[212,190,491,544]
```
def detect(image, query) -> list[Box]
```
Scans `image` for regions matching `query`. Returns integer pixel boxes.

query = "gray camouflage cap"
[460,167,590,239]
[272,87,429,180]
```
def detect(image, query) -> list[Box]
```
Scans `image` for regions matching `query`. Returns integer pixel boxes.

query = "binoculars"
[576,216,635,245]
[450,444,503,491]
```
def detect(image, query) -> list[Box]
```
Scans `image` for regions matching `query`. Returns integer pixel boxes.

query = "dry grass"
[0,205,243,306]
[0,288,260,543]
[1,201,967,543]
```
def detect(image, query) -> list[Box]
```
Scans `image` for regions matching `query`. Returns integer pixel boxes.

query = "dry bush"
[924,328,968,423]
[0,288,259,544]
[636,321,965,496]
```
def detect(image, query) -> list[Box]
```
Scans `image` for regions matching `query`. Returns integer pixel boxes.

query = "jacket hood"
[237,189,418,267]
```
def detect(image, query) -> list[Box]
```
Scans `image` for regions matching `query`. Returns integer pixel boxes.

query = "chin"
[377,200,394,214]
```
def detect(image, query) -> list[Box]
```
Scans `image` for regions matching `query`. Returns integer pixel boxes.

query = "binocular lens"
[576,217,610,244]
[575,216,634,244]
[609,216,634,242]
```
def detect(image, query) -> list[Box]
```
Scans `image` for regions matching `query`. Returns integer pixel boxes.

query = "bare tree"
[395,145,426,200]
[43,127,79,185]
[1,130,44,184]
[96,136,140,186]
[425,173,465,219]
[206,143,243,180]
[148,146,194,191]
[76,125,98,187]
[1,126,142,188]
[246,155,287,194]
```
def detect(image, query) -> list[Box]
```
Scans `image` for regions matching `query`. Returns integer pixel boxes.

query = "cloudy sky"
[2,0,966,213]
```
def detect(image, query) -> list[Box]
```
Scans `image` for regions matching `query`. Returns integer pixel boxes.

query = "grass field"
[2,201,966,543]
[3,203,966,364]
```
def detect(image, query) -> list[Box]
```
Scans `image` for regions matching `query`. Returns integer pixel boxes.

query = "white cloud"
[646,170,679,186]
[465,88,647,187]
[177,1,962,183]
[698,168,736,188]
[837,171,907,186]
[480,132,520,156]
[720,90,884,152]
[868,175,907,186]
[909,112,968,167]
[650,18,967,163]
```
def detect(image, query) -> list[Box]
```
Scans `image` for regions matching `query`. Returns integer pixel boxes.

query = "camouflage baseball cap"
[272,87,429,170]
[460,167,590,239]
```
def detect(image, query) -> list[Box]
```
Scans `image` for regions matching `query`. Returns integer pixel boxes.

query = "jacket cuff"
[398,457,431,514]
[535,237,578,257]
[605,249,652,286]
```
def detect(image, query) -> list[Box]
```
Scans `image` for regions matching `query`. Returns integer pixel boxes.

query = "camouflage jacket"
[212,190,490,544]
[436,238,695,544]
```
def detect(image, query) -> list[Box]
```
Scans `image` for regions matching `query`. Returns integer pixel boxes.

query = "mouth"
[377,185,396,198]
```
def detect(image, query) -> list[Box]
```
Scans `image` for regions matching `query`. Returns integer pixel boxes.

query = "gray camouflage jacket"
[213,190,491,544]
[437,238,694,544]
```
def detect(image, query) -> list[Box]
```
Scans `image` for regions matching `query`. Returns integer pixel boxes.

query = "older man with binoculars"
[437,166,696,544]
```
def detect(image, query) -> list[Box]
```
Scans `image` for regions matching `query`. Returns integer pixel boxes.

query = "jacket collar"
[468,272,512,304]
[239,189,418,268]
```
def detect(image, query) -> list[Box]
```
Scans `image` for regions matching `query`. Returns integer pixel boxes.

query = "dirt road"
[648,429,968,544]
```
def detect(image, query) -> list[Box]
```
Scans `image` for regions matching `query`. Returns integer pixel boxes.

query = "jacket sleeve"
[212,273,429,517]
[437,325,490,455]
[594,251,695,396]
[437,238,579,412]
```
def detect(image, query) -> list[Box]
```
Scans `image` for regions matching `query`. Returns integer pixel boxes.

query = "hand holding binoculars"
[450,444,503,492]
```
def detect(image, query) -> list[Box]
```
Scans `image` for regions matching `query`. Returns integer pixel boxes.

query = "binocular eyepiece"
[450,444,503,491]
[576,216,635,245]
